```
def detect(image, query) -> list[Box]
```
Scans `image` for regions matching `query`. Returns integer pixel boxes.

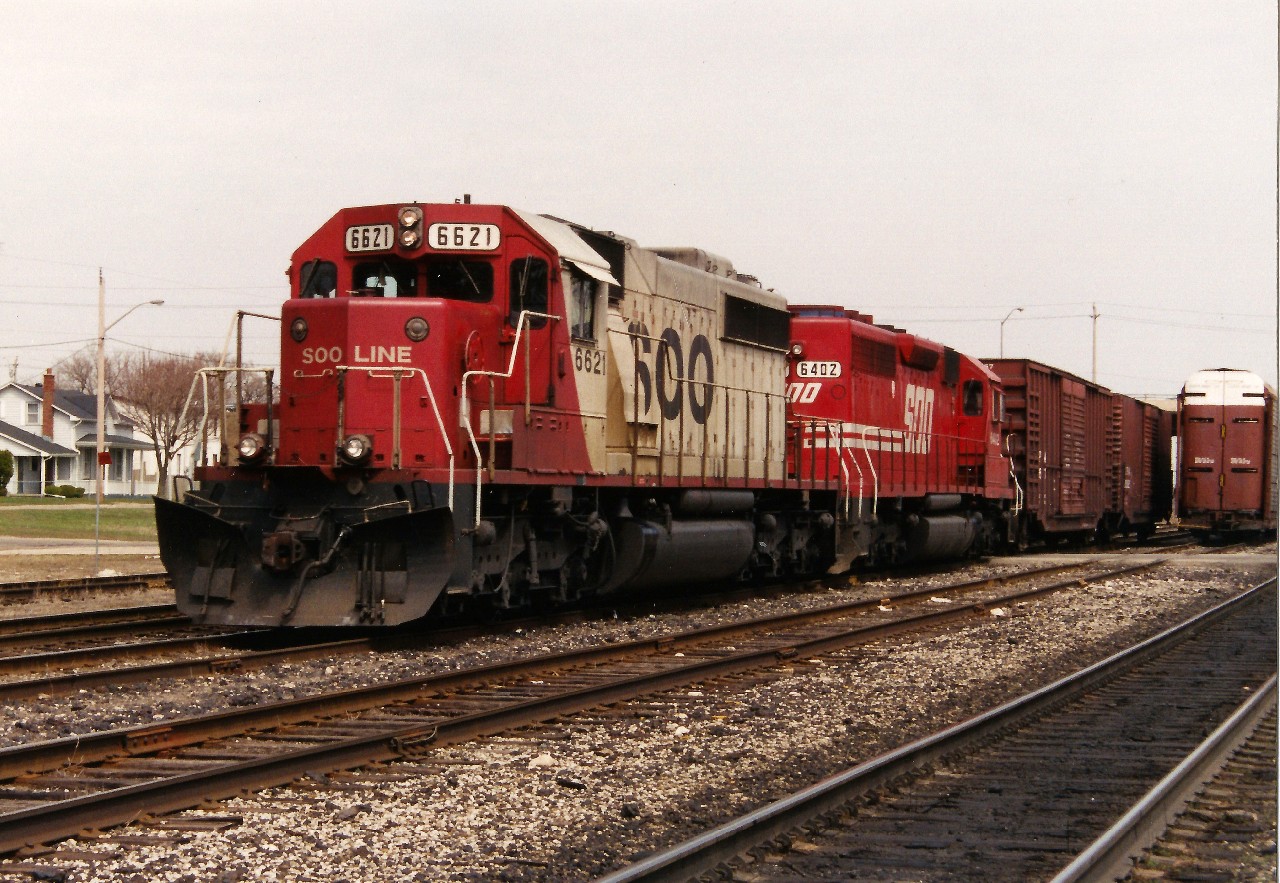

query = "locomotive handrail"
[790,416,883,520]
[787,415,855,518]
[459,309,558,528]
[1003,433,1025,517]
[179,365,277,482]
[323,365,455,513]
[793,421,1011,521]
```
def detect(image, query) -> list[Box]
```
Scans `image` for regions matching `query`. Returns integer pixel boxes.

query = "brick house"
[0,370,151,496]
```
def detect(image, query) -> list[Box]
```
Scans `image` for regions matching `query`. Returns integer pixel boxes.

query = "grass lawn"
[0,499,157,541]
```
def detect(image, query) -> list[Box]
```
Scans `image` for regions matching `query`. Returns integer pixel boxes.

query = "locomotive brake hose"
[281,524,352,624]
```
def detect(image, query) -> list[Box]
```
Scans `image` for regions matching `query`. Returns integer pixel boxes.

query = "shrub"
[0,450,12,497]
[45,484,87,499]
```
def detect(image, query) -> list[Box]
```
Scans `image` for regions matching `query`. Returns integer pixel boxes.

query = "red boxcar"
[986,359,1113,545]
[1177,368,1277,535]
[1106,396,1174,540]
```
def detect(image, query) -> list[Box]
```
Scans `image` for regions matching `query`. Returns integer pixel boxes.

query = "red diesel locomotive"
[1177,368,1277,536]
[154,199,1014,627]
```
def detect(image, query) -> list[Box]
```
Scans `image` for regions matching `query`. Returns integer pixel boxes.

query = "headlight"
[405,316,429,342]
[237,433,268,464]
[290,317,308,342]
[397,206,423,251]
[338,433,372,465]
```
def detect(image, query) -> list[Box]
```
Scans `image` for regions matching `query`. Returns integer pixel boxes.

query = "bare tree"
[58,349,277,498]
[109,352,224,498]
[55,349,103,395]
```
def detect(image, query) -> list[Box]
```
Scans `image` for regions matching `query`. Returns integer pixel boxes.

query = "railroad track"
[1056,679,1276,882]
[0,605,236,672]
[594,577,1277,882]
[0,571,168,601]
[0,558,1180,856]
[0,559,1094,701]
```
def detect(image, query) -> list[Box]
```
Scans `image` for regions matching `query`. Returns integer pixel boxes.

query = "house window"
[26,402,39,425]
[109,452,125,482]
[56,458,71,481]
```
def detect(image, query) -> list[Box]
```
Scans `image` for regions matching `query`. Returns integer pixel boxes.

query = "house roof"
[5,382,137,429]
[75,432,152,451]
[0,420,78,457]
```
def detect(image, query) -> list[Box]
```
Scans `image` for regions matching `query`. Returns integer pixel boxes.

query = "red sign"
[97,452,113,466]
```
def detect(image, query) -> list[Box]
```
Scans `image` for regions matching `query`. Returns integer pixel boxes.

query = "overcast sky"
[1,1,1275,397]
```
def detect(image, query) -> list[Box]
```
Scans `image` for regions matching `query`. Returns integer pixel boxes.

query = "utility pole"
[1090,302,1099,382]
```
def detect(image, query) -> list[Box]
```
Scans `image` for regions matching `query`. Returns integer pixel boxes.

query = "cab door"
[503,249,555,409]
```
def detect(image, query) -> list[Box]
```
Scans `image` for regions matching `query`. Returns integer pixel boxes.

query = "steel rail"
[0,571,168,600]
[0,603,177,638]
[592,577,1277,883]
[0,614,191,651]
[1049,672,1278,883]
[0,559,1177,855]
[0,630,271,688]
[0,561,1092,701]
[1,558,1096,700]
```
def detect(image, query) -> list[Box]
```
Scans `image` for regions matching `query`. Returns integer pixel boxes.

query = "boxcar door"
[1221,394,1267,512]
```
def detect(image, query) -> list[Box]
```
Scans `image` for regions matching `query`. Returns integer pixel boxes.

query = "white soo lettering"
[300,346,414,365]
[300,346,343,365]
[903,383,936,455]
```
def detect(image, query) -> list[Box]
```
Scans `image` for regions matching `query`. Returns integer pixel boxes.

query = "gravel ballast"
[0,552,1274,882]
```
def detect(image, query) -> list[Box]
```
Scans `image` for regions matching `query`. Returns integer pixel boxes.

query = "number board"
[428,223,501,251]
[346,224,395,252]
[796,361,841,378]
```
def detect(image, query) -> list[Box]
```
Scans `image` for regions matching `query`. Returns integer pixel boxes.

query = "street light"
[999,306,1024,358]
[95,267,163,572]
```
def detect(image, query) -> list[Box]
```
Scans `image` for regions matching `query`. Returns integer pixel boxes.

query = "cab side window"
[299,260,337,298]
[510,257,548,329]
[962,379,984,416]
[568,268,596,341]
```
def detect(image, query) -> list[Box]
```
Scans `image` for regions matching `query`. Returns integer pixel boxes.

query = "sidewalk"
[0,536,160,556]
[0,502,154,510]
